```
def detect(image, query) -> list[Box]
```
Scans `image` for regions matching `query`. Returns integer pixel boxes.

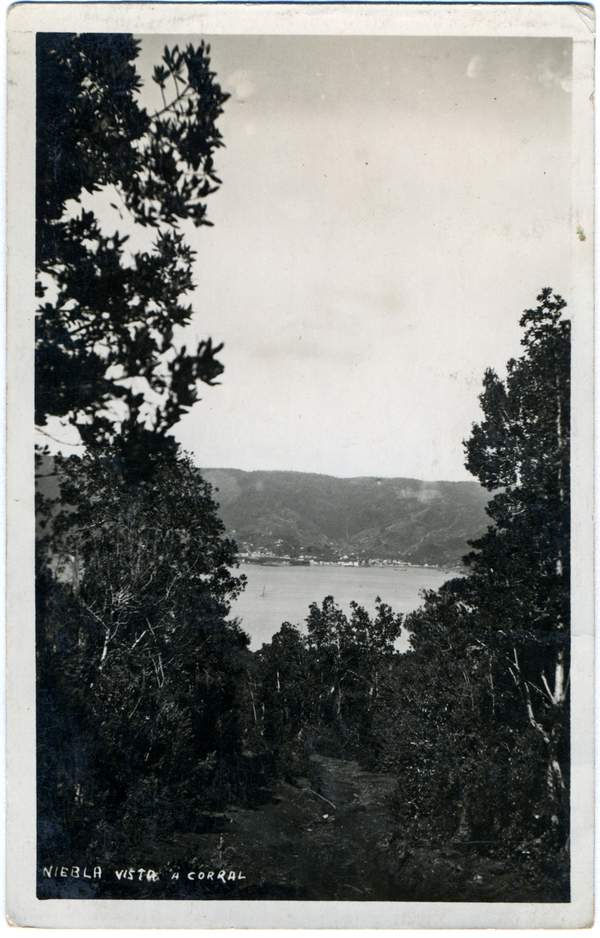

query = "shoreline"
[238,558,464,575]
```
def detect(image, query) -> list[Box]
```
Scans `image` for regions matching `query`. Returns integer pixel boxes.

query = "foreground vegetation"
[35,34,569,901]
[242,288,569,900]
[37,288,570,902]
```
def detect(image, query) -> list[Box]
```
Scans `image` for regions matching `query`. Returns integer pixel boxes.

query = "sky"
[43,34,574,482]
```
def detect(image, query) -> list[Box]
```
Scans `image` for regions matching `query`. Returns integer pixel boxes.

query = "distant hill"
[36,458,492,567]
[201,468,491,567]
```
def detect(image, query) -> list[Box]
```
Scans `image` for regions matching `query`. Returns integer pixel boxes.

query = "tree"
[37,448,249,858]
[390,289,570,896]
[463,288,570,808]
[383,585,553,843]
[34,35,252,870]
[305,596,402,754]
[36,34,229,461]
[251,623,313,780]
[247,598,403,777]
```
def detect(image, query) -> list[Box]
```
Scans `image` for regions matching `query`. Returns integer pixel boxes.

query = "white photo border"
[6,3,595,928]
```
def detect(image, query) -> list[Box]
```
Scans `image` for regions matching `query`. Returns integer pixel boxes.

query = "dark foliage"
[36,34,229,456]
[37,448,249,862]
[246,599,402,779]
[35,34,255,878]
[380,290,570,897]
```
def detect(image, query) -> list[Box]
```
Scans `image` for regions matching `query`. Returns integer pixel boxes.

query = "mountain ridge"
[201,467,491,567]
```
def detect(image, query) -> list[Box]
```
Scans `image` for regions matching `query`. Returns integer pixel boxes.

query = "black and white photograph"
[6,2,594,928]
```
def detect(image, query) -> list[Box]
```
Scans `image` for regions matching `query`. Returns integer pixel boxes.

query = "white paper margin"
[6,3,595,928]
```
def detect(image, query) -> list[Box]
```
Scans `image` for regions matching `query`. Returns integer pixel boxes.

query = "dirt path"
[204,755,402,900]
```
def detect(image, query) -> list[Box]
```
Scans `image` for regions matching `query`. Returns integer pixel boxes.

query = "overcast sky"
[52,34,574,482]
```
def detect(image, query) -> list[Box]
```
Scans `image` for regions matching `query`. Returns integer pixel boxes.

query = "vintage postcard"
[6,2,594,928]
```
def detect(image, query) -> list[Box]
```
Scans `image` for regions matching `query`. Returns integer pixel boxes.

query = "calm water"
[229,563,456,650]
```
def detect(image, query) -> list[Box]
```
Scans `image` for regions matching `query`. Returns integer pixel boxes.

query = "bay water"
[229,563,457,651]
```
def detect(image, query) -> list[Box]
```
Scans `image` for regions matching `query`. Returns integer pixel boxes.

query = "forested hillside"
[201,469,491,565]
